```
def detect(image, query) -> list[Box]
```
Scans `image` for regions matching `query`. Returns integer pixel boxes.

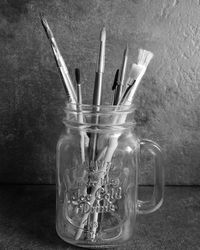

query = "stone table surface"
[0,185,199,250]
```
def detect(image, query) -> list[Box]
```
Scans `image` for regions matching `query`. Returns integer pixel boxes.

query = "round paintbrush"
[75,68,82,104]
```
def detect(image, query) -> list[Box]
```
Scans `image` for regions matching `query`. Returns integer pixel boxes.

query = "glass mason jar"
[56,104,164,248]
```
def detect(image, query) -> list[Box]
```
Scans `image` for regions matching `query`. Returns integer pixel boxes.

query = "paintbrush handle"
[89,72,103,161]
[113,85,121,105]
[41,16,77,103]
[75,135,119,240]
[92,72,103,106]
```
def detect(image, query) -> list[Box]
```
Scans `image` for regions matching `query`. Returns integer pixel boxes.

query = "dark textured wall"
[0,0,200,184]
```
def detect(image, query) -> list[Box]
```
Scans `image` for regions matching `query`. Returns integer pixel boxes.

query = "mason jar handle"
[137,139,164,214]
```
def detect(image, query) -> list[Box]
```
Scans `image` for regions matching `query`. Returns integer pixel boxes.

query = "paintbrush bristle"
[75,68,80,85]
[39,12,45,20]
[127,49,153,82]
[121,49,153,105]
[124,44,129,57]
[129,63,144,80]
[112,69,119,90]
[40,15,54,41]
[101,27,106,43]
[138,49,154,67]
[41,15,77,103]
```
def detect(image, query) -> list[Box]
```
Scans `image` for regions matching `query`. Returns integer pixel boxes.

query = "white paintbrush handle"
[77,111,85,163]
[52,46,77,104]
[75,135,119,240]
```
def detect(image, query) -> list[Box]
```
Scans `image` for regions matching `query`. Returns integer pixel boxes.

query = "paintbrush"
[75,68,85,163]
[75,68,82,104]
[112,69,119,91]
[76,27,106,241]
[118,45,129,95]
[40,14,77,104]
[113,45,128,105]
[92,26,106,107]
[120,49,154,105]
[112,69,120,105]
[89,27,106,162]
[89,27,106,241]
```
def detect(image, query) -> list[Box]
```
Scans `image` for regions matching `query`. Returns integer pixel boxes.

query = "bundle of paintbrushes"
[41,15,153,241]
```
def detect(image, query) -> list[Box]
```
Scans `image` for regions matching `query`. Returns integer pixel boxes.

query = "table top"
[0,185,199,250]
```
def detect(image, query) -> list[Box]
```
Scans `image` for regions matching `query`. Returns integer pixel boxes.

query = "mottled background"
[0,0,199,184]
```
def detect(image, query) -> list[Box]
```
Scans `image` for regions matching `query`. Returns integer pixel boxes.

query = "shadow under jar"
[56,103,164,248]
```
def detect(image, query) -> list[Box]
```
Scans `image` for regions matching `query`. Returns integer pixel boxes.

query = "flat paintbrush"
[120,49,154,105]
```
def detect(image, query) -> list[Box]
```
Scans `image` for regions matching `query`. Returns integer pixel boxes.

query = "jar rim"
[63,102,135,133]
[64,103,135,115]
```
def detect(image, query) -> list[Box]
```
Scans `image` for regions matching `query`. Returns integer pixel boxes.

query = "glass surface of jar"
[56,104,164,248]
